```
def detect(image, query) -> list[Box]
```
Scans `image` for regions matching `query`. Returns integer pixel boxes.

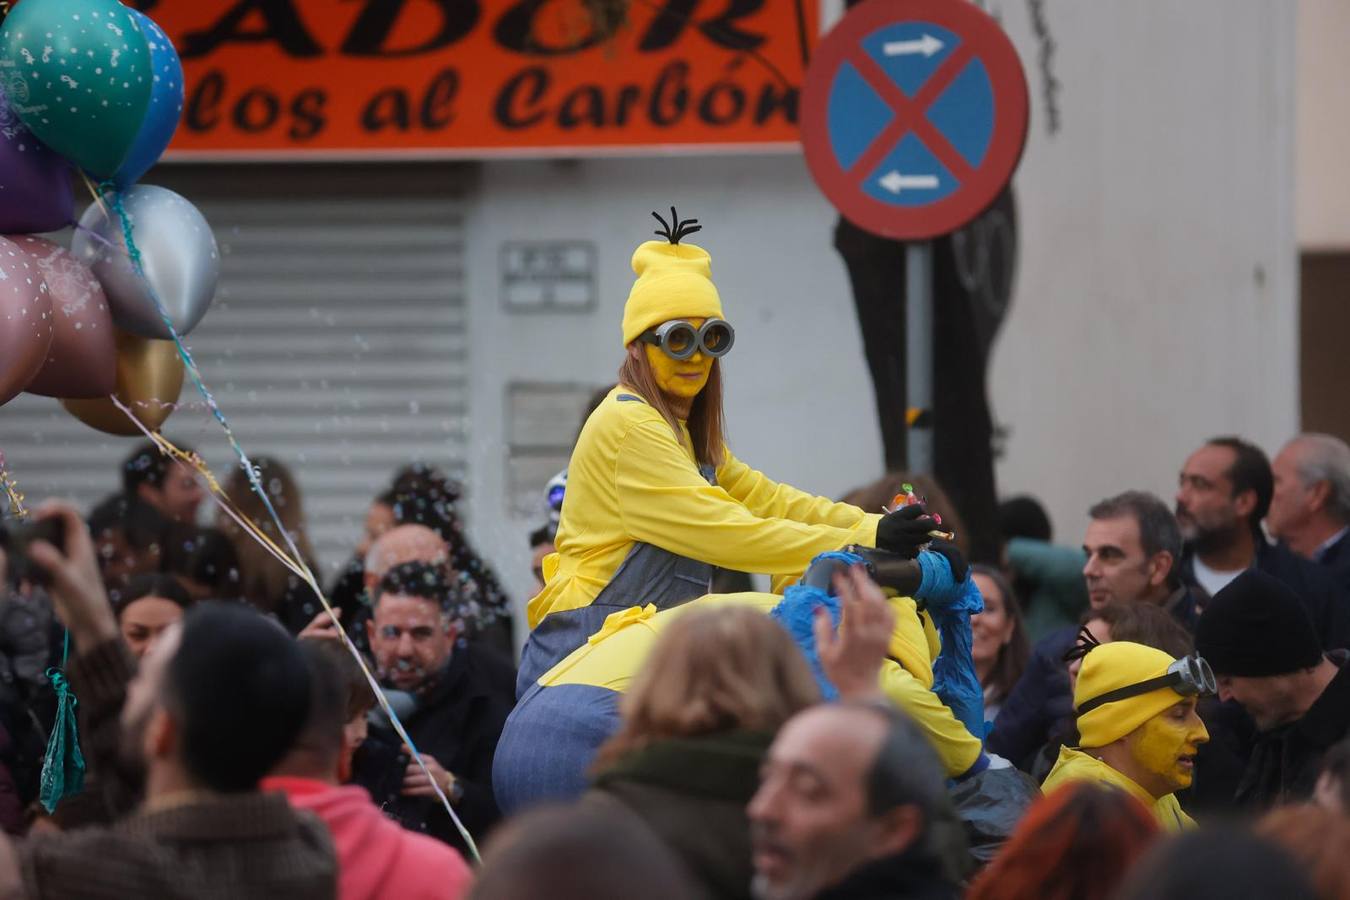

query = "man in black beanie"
[1195,569,1350,810]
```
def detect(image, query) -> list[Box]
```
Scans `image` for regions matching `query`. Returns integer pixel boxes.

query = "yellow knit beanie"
[1075,642,1185,748]
[621,241,724,347]
[620,210,724,347]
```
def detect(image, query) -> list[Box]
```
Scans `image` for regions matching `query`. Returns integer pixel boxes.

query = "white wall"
[465,1,1299,637]
[1297,0,1350,249]
[985,0,1297,543]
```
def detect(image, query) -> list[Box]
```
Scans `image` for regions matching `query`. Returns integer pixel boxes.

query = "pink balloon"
[6,235,116,399]
[0,235,53,407]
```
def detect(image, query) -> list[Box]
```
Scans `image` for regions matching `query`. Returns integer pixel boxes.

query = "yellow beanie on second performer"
[621,239,724,347]
[1075,642,1184,749]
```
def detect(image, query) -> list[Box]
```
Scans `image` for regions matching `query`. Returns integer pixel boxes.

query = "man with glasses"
[1042,641,1213,830]
[1195,569,1350,810]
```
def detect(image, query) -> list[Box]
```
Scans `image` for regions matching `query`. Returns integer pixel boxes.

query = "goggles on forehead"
[1076,654,1217,716]
[638,318,735,360]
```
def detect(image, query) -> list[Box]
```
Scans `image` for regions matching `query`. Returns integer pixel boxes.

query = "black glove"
[926,540,970,582]
[876,504,938,559]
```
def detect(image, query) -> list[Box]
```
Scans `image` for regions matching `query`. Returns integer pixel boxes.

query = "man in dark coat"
[352,561,515,856]
[1195,570,1350,810]
[748,703,960,900]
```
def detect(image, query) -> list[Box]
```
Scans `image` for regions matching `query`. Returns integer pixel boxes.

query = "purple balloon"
[0,86,74,233]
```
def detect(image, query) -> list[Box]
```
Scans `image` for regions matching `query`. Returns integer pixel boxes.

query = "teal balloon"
[0,0,153,178]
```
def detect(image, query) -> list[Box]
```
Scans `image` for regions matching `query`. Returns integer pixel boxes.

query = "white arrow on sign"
[878,171,939,194]
[882,34,944,57]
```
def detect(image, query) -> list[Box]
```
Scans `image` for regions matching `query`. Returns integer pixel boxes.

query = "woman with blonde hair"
[218,455,321,632]
[585,605,821,900]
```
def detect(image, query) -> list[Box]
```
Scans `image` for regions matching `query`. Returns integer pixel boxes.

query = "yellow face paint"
[643,316,712,403]
[1129,700,1209,792]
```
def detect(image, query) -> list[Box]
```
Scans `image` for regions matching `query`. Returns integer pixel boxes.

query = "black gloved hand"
[876,504,938,559]
[926,540,970,582]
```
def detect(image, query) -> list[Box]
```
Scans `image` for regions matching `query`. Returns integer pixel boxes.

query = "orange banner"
[147,0,815,159]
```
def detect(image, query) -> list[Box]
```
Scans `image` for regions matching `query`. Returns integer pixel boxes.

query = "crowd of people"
[0,219,1348,899]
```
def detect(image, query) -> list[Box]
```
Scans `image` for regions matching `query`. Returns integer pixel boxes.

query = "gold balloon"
[61,330,185,436]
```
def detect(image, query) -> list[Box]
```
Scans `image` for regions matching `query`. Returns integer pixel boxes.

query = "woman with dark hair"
[87,493,169,606]
[969,564,1029,722]
[519,210,940,693]
[113,573,192,660]
[966,782,1160,900]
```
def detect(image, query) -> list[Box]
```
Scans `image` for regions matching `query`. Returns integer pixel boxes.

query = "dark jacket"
[23,792,337,899]
[1181,539,1350,650]
[1308,530,1350,641]
[813,847,958,900]
[1234,650,1350,811]
[588,730,771,900]
[352,642,515,856]
[1314,529,1350,572]
[22,639,336,899]
[1186,695,1257,815]
[986,627,1076,770]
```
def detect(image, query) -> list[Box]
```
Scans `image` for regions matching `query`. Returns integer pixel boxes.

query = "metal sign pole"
[905,240,933,474]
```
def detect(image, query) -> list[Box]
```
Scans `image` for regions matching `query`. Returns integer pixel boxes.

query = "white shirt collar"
[1314,527,1349,562]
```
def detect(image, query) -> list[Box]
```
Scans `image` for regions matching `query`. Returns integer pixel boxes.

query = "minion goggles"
[1076,654,1217,716]
[638,318,735,360]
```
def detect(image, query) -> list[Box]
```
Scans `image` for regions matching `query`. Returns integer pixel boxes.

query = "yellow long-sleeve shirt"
[1041,746,1195,831]
[528,388,882,629]
[538,592,984,778]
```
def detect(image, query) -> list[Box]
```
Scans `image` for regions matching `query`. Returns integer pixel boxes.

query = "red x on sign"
[800,0,1028,240]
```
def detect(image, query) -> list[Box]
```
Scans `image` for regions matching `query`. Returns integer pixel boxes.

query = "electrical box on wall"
[505,381,606,518]
[501,242,597,313]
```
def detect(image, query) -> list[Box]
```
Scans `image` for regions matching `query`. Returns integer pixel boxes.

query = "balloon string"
[72,222,120,255]
[81,180,303,589]
[80,177,480,860]
[77,171,110,221]
[106,394,482,860]
[0,449,28,520]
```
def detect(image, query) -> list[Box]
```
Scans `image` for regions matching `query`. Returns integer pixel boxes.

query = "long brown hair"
[592,606,820,769]
[219,455,317,614]
[617,350,727,468]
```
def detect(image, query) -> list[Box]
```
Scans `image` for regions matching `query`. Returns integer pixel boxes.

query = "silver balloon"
[72,185,220,340]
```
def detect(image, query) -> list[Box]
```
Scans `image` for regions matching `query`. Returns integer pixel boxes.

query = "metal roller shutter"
[1,163,472,579]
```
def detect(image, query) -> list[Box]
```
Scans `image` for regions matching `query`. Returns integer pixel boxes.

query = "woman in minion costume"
[518,209,940,695]
[1043,640,1214,830]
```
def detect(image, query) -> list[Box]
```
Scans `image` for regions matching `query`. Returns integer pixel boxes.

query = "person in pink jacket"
[263,640,472,900]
